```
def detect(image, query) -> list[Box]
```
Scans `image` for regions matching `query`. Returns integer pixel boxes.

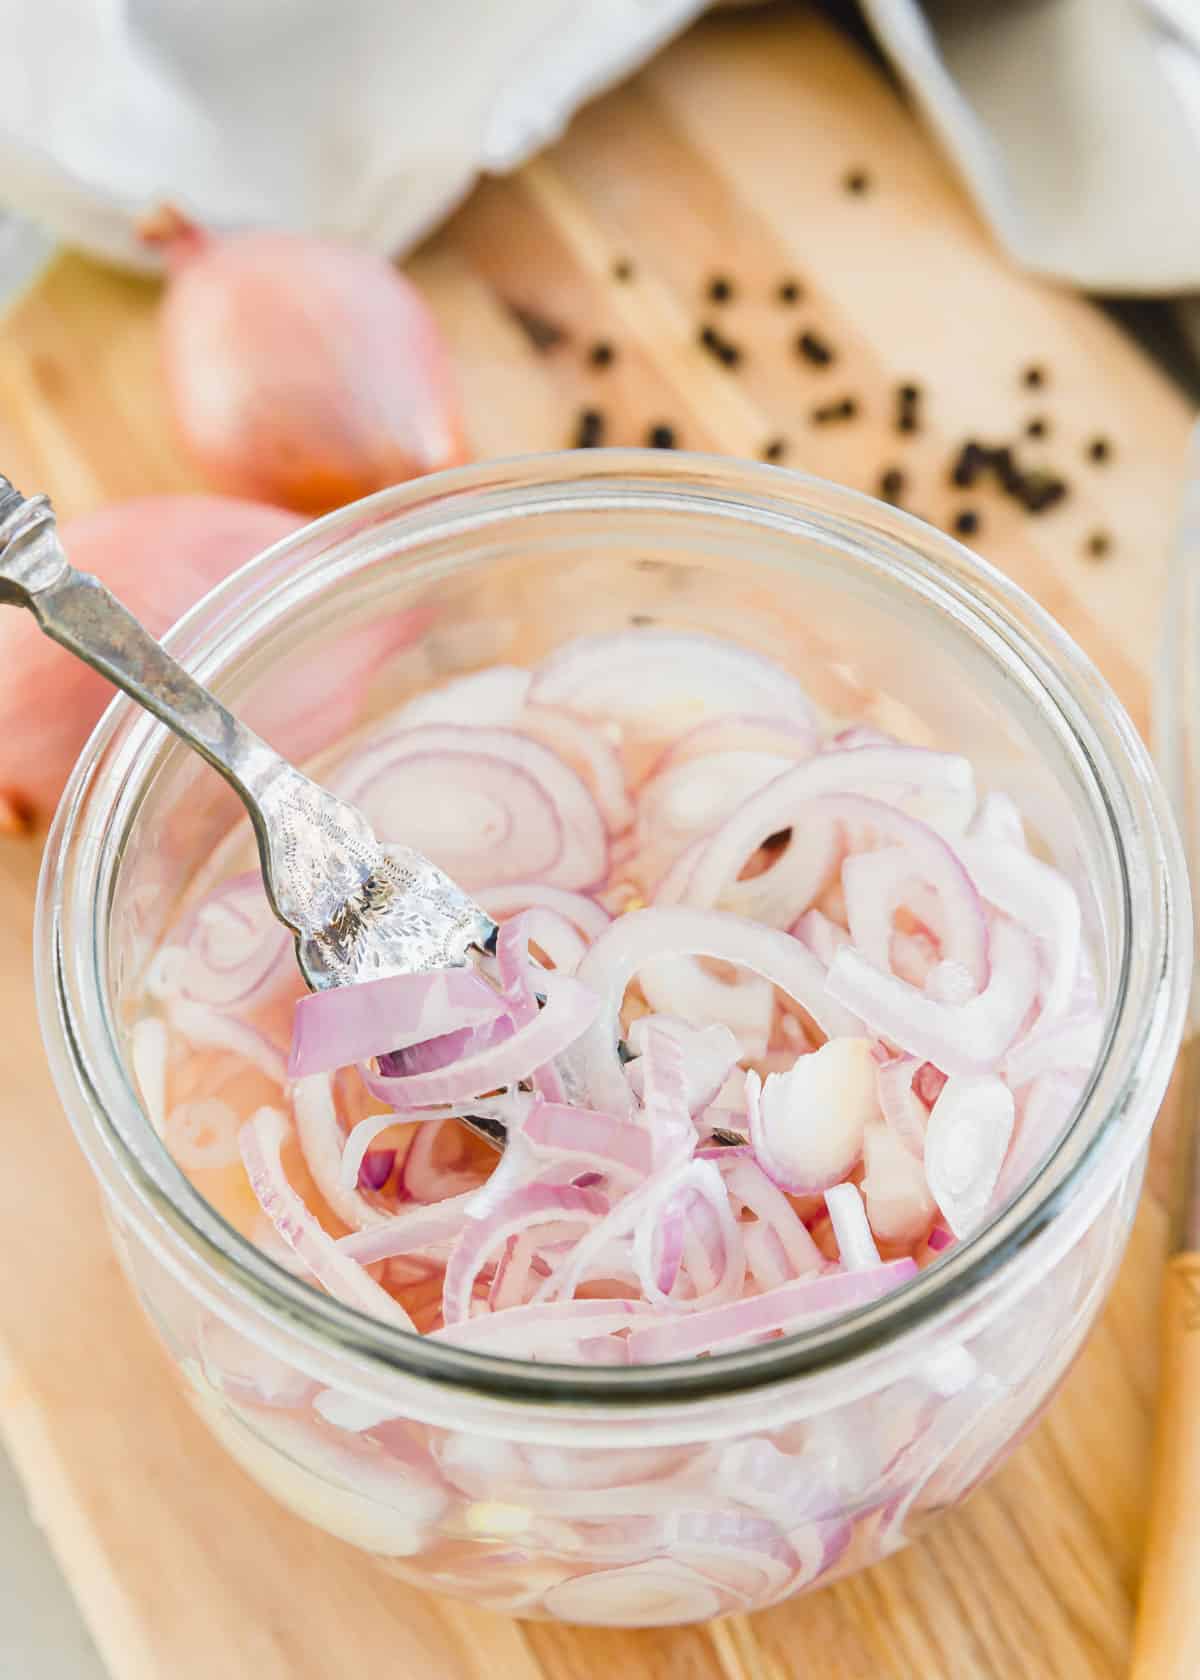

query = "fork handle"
[0,478,387,942]
[0,480,291,815]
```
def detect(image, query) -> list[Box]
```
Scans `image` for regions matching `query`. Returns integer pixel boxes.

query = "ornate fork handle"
[0,479,381,934]
[0,478,494,990]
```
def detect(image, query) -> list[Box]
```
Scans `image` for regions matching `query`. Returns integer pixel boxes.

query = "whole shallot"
[143,210,469,513]
[0,494,301,832]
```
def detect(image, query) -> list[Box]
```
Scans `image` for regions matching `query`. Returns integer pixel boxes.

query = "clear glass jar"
[36,453,1190,1627]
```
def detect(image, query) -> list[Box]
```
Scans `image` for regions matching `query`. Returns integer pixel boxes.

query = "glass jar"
[36,452,1190,1627]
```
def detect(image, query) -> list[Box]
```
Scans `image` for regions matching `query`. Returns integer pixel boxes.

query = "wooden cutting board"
[0,10,1194,1678]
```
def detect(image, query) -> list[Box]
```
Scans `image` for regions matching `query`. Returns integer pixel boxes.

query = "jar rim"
[36,450,1190,1408]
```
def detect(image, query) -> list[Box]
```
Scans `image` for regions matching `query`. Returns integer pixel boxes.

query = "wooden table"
[0,10,1194,1677]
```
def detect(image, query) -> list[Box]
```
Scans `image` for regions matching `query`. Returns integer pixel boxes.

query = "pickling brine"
[125,627,1111,1622]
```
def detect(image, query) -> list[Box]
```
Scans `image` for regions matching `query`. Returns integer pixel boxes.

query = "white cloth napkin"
[0,0,1196,305]
[861,0,1200,296]
[0,0,706,271]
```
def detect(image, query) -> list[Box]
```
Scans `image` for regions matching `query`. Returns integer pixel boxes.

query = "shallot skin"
[0,495,302,833]
[153,222,469,513]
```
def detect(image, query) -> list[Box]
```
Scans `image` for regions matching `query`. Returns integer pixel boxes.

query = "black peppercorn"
[707,275,734,304]
[573,408,605,448]
[588,341,615,369]
[509,304,566,352]
[647,423,677,449]
[1086,436,1111,464]
[762,437,788,463]
[1025,417,1048,439]
[698,323,743,368]
[811,396,858,424]
[953,509,980,536]
[777,279,803,304]
[1022,364,1046,389]
[612,257,634,282]
[1085,530,1112,559]
[1020,470,1067,513]
[950,440,987,488]
[844,169,870,195]
[878,467,905,502]
[796,330,834,367]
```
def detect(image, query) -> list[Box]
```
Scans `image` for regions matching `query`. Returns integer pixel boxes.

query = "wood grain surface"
[0,10,1195,1678]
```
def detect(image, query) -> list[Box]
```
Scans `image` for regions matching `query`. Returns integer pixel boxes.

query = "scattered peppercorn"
[509,304,566,352]
[588,341,615,369]
[762,437,788,463]
[707,275,734,304]
[647,423,677,449]
[612,257,634,282]
[574,408,605,448]
[895,382,922,434]
[811,396,858,425]
[796,330,834,367]
[1020,469,1068,513]
[946,438,1070,516]
[1086,436,1111,464]
[990,446,1022,494]
[698,323,743,368]
[1085,530,1112,559]
[1025,417,1048,439]
[777,279,803,304]
[950,440,988,487]
[844,169,870,195]
[878,467,905,502]
[953,509,980,536]
[1022,364,1046,389]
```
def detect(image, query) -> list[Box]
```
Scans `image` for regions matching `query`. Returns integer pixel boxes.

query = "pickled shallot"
[141,629,1099,1368]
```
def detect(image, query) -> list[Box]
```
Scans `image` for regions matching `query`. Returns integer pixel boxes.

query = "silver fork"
[0,478,511,1139]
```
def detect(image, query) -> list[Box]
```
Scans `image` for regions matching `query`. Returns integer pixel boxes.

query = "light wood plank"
[0,9,1192,1679]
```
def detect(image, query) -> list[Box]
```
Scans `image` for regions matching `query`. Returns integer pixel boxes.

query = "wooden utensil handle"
[1130,1253,1200,1678]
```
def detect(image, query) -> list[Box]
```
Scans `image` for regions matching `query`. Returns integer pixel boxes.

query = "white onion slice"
[476,882,612,943]
[1003,1011,1104,1088]
[824,1182,882,1269]
[442,1183,609,1325]
[540,1558,726,1626]
[924,1076,1015,1237]
[625,1260,918,1363]
[826,918,1038,1077]
[364,971,600,1108]
[290,967,505,1080]
[995,1071,1083,1203]
[875,1057,927,1157]
[530,630,819,735]
[747,1038,879,1193]
[395,665,531,727]
[860,1120,937,1242]
[681,748,976,914]
[959,837,1080,1022]
[166,872,292,1012]
[625,1017,740,1117]
[722,1158,823,1277]
[293,1073,390,1232]
[568,907,862,1116]
[651,713,819,773]
[518,703,635,833]
[635,750,796,888]
[339,725,607,889]
[637,957,774,1059]
[239,1108,416,1328]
